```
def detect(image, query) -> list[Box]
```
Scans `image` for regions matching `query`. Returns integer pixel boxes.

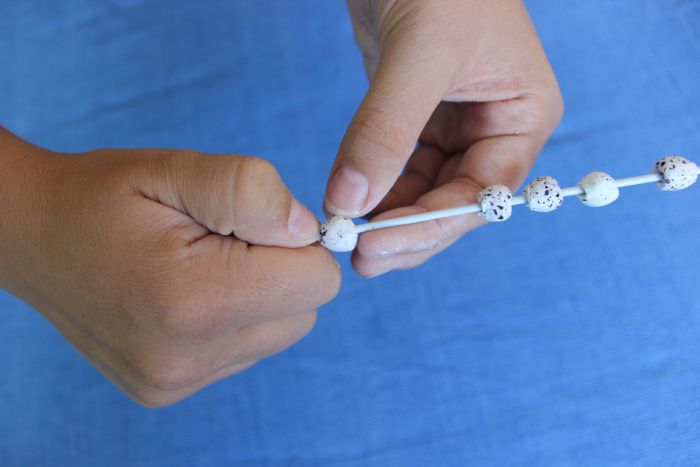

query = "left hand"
[0,129,340,407]
[326,0,563,277]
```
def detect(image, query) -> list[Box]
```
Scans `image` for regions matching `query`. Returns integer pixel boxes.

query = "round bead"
[319,216,358,252]
[523,176,564,212]
[654,156,698,191]
[577,172,619,207]
[477,185,513,222]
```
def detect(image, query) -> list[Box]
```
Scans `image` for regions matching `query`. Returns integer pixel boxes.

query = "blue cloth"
[1,1,700,465]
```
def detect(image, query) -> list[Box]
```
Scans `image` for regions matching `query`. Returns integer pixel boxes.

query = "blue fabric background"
[1,1,700,465]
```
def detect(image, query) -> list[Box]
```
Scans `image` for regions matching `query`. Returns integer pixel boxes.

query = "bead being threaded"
[320,216,358,252]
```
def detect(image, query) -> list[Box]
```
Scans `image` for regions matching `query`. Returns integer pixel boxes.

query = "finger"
[324,29,454,217]
[355,88,563,266]
[222,310,317,365]
[82,304,315,403]
[421,100,545,154]
[354,133,544,263]
[234,244,340,325]
[345,0,381,79]
[137,151,320,248]
[352,235,461,278]
[354,194,485,261]
[140,304,314,405]
[143,311,317,404]
[186,236,341,327]
[34,302,259,408]
[151,310,318,394]
[432,153,463,189]
[134,360,258,408]
[372,145,448,215]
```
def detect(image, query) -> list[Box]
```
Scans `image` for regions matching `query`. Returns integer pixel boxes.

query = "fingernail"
[325,166,369,216]
[288,198,320,242]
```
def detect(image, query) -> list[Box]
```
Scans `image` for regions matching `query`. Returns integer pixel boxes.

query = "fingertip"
[287,198,321,245]
[321,246,343,303]
[293,243,344,304]
[324,166,369,217]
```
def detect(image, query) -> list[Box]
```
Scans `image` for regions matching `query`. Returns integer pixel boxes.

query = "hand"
[0,129,340,407]
[328,0,563,276]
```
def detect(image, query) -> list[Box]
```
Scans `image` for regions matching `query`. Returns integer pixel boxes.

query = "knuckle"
[130,393,165,408]
[233,156,288,227]
[129,387,189,409]
[533,82,564,132]
[261,311,318,358]
[545,88,565,128]
[208,158,242,235]
[286,310,318,346]
[162,149,206,177]
[131,394,175,409]
[129,349,196,392]
[235,156,281,188]
[132,349,189,391]
[520,94,562,136]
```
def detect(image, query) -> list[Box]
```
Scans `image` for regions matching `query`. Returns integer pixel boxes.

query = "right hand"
[327,0,563,276]
[0,128,340,407]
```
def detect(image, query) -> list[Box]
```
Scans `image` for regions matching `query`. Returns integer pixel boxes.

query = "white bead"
[320,216,358,252]
[655,156,698,191]
[477,185,513,222]
[577,172,619,207]
[523,176,563,212]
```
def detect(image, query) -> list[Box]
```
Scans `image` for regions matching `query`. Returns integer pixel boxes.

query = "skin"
[326,0,563,277]
[0,128,340,407]
[1,0,561,407]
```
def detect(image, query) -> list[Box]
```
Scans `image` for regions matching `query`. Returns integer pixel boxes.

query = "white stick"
[614,172,661,188]
[355,171,669,234]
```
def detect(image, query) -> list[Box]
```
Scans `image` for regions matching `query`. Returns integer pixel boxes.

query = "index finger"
[186,236,342,327]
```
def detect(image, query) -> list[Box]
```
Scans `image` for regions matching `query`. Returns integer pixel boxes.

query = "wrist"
[0,127,57,294]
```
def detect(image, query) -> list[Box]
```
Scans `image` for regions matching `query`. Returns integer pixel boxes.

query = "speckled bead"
[576,172,619,207]
[477,185,513,222]
[320,216,358,252]
[523,176,564,212]
[654,156,698,191]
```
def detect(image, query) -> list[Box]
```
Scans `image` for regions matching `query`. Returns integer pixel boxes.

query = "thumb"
[139,152,320,248]
[325,36,452,217]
